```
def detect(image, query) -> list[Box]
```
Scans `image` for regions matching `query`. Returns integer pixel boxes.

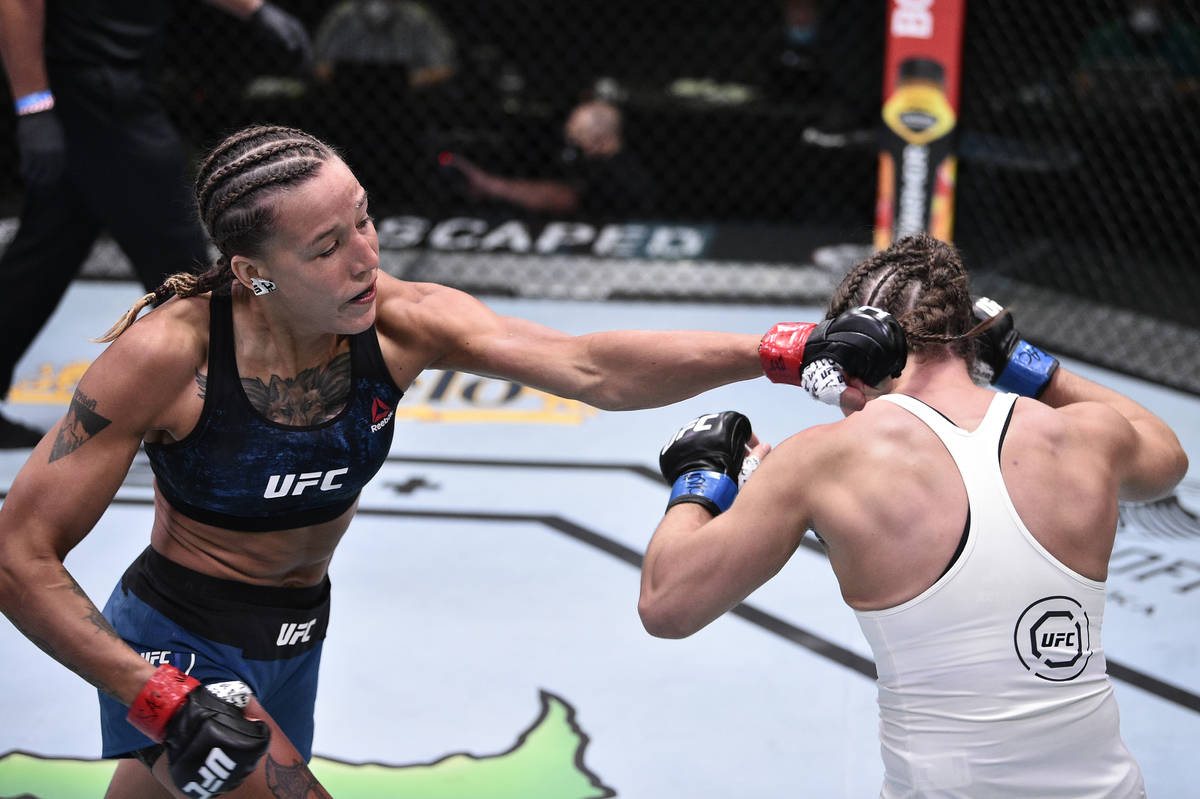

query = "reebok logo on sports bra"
[370,397,394,432]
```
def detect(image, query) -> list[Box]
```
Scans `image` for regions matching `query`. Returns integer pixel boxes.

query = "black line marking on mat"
[356,505,878,679]
[385,454,662,482]
[382,454,1200,711]
[13,468,1197,713]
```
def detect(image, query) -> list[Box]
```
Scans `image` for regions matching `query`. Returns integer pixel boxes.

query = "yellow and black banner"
[874,0,965,249]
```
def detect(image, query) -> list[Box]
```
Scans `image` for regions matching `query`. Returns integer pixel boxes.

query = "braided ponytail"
[96,126,336,342]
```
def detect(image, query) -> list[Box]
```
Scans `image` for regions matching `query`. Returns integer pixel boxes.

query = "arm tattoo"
[3,567,127,702]
[265,754,332,798]
[63,569,125,645]
[241,352,352,425]
[49,389,111,462]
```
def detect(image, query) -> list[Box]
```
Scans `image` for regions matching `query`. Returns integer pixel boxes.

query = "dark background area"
[0,0,1196,329]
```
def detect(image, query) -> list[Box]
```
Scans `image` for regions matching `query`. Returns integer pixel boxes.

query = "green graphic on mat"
[0,690,614,799]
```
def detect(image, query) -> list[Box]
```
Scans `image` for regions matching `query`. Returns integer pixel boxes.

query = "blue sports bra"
[144,291,404,531]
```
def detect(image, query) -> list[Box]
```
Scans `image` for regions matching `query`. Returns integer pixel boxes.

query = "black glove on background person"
[247,1,314,71]
[660,411,753,515]
[15,109,67,186]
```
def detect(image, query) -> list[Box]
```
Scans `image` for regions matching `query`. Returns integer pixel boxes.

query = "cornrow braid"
[829,233,982,362]
[97,125,337,342]
[194,124,277,184]
[196,139,313,219]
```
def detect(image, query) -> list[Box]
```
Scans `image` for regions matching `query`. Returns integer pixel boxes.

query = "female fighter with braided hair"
[0,124,818,798]
[642,233,1187,798]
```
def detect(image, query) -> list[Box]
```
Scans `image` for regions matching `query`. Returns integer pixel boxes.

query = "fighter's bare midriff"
[148,490,353,587]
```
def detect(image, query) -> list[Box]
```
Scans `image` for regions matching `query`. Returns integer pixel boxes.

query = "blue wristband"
[667,470,739,514]
[15,89,54,115]
[995,340,1059,398]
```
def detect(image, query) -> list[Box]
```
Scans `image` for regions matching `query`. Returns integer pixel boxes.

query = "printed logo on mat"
[1013,595,1092,681]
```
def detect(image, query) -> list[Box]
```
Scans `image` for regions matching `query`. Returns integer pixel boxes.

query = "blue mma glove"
[659,411,752,515]
[972,297,1059,398]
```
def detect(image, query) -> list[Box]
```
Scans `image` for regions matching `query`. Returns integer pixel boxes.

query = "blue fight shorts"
[99,546,330,762]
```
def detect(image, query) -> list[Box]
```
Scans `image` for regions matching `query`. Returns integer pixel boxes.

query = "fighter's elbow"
[1171,447,1190,486]
[1138,439,1190,501]
[638,595,699,639]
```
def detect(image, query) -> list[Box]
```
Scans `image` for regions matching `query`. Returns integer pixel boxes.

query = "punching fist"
[659,411,752,515]
[971,297,1059,398]
[759,306,907,403]
[128,665,270,797]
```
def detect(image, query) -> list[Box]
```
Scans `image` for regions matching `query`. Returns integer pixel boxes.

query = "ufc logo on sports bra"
[263,468,349,499]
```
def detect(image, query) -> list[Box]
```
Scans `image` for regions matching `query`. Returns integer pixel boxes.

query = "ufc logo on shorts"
[661,414,720,455]
[140,650,173,666]
[182,747,236,799]
[263,468,349,498]
[277,618,317,646]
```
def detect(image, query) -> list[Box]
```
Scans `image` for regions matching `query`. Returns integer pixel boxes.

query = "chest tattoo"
[195,353,353,425]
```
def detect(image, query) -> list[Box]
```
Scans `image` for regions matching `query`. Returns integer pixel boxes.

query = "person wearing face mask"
[1075,0,1200,97]
[767,0,823,102]
[441,97,657,219]
[312,0,458,90]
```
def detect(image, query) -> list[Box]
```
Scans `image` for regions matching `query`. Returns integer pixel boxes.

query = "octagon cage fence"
[1,0,1196,393]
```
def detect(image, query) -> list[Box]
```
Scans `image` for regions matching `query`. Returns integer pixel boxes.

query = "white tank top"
[853,392,1145,799]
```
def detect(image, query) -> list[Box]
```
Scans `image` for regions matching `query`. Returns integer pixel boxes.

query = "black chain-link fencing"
[956,0,1200,334]
[1,0,1197,389]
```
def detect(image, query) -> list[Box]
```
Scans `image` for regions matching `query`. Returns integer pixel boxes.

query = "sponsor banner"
[377,217,869,264]
[874,0,965,249]
[1,215,872,277]
[378,215,715,259]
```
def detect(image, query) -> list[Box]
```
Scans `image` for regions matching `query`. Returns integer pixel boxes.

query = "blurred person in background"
[0,0,312,448]
[443,97,657,219]
[309,0,460,212]
[766,0,824,102]
[764,0,880,134]
[312,0,458,91]
[1075,0,1200,97]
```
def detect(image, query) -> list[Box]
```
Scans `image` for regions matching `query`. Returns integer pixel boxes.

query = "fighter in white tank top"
[855,392,1145,799]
